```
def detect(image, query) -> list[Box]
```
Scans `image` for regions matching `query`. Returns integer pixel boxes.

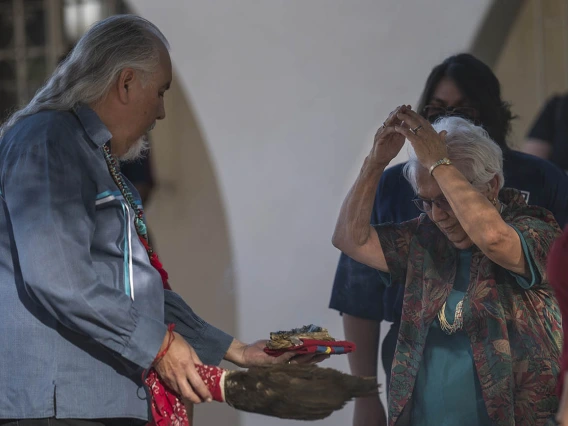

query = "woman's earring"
[491,198,497,206]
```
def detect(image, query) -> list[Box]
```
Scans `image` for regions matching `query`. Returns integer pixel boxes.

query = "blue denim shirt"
[0,106,232,420]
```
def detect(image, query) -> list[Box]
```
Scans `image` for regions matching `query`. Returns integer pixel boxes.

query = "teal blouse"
[411,231,536,426]
[411,248,490,425]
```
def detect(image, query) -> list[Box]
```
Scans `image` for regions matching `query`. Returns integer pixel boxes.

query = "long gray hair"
[403,116,505,193]
[0,14,169,138]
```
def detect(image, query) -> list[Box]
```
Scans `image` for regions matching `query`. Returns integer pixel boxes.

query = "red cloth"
[264,339,356,357]
[145,365,227,426]
[195,365,226,402]
[548,226,568,397]
[139,236,171,290]
[146,369,189,426]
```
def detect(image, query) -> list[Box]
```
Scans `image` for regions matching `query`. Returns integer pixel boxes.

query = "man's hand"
[224,339,330,368]
[153,331,212,404]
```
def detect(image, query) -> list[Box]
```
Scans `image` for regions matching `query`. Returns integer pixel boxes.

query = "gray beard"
[120,134,150,162]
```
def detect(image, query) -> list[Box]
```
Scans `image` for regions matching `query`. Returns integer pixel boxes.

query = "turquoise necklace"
[102,143,150,247]
[102,142,170,289]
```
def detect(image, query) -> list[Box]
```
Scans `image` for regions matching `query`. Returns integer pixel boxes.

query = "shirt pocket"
[94,190,135,298]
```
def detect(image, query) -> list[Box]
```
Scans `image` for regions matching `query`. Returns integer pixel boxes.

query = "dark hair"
[416,53,515,149]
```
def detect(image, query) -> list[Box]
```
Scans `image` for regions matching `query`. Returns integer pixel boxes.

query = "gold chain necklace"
[437,299,464,335]
[437,201,505,335]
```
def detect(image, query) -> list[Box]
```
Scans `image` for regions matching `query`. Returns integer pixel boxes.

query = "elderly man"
[0,15,314,426]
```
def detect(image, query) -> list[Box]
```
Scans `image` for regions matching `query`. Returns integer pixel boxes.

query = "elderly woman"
[332,106,562,426]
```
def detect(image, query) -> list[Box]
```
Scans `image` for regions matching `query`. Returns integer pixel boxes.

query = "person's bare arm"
[332,106,407,271]
[432,166,526,275]
[522,138,552,160]
[343,315,387,426]
[332,165,388,271]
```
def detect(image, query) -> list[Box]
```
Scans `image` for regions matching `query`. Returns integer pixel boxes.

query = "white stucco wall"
[130,1,492,425]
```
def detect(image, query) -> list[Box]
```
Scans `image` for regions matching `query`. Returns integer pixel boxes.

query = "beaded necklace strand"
[102,143,171,290]
[437,201,507,335]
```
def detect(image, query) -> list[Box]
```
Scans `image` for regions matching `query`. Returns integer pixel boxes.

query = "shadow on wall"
[144,72,240,426]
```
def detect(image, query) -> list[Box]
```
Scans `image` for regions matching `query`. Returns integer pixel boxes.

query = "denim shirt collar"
[73,104,112,147]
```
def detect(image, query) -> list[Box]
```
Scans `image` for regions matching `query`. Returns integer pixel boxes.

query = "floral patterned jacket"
[375,188,562,426]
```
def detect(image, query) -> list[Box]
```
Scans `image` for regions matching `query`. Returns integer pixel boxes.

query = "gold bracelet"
[429,157,452,176]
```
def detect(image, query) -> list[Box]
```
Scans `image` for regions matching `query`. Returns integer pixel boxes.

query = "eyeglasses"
[422,105,478,123]
[412,196,452,213]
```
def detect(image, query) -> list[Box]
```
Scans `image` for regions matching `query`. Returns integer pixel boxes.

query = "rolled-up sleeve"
[1,139,166,369]
[508,211,561,288]
[164,290,233,365]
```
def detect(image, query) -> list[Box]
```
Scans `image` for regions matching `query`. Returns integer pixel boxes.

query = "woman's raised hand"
[394,108,448,171]
[367,105,408,170]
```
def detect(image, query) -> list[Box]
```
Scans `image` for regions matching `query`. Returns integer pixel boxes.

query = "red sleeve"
[547,226,568,395]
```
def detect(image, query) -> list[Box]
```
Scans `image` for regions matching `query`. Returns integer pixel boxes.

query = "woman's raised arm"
[332,105,408,272]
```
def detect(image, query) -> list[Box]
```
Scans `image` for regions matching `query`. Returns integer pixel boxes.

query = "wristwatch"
[429,157,452,176]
